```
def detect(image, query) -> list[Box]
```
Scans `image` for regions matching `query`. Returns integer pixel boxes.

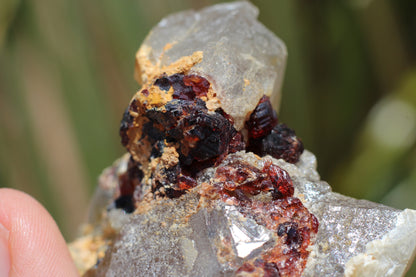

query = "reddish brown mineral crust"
[212,160,318,277]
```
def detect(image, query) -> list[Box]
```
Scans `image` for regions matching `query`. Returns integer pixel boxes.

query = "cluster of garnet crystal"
[213,160,318,277]
[115,73,303,210]
[113,72,316,276]
[246,95,304,164]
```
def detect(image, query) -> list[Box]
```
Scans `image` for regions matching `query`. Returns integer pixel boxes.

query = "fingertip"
[0,188,79,277]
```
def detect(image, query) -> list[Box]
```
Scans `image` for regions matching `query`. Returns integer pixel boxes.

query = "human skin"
[0,188,79,277]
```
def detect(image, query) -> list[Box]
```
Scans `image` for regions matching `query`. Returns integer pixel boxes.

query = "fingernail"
[0,222,10,277]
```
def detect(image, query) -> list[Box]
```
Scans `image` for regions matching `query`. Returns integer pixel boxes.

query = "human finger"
[0,188,79,277]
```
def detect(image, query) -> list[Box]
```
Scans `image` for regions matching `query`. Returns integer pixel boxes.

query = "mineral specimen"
[69,2,416,277]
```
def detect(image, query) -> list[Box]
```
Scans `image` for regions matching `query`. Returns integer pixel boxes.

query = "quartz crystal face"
[69,2,416,277]
[134,1,287,130]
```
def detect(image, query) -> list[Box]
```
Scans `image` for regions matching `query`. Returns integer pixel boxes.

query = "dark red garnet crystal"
[113,157,144,213]
[261,124,304,164]
[245,96,304,164]
[213,158,318,277]
[246,95,278,139]
[154,73,210,100]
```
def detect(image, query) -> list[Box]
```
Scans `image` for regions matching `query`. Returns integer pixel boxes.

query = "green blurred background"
[1,0,416,274]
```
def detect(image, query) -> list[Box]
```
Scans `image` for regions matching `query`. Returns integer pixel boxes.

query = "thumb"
[0,188,79,277]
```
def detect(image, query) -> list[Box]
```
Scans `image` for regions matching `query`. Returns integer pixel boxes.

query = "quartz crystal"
[69,2,416,277]
[134,1,287,130]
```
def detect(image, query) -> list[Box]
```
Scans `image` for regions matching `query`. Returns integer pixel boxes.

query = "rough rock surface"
[87,152,319,277]
[78,151,416,277]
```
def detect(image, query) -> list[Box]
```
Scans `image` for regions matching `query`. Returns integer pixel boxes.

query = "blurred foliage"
[0,0,415,274]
